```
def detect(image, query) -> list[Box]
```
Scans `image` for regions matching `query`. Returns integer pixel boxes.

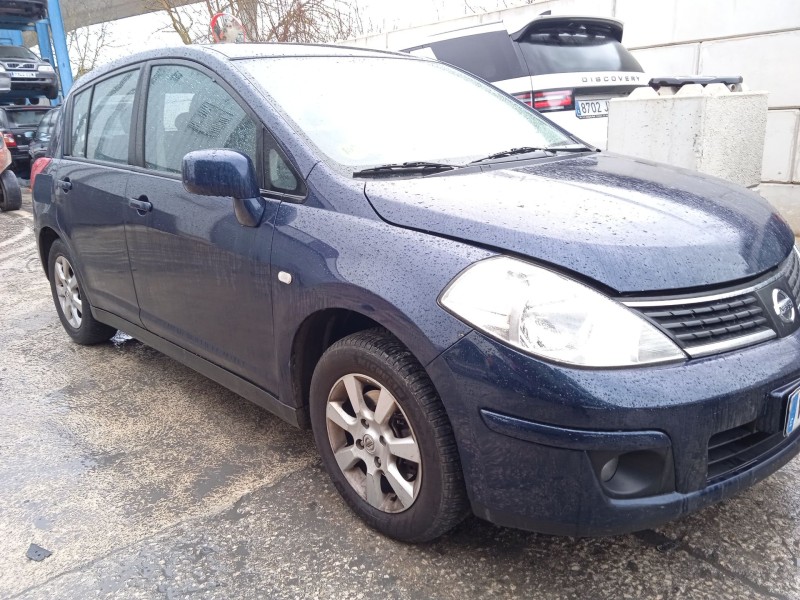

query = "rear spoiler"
[510,16,624,43]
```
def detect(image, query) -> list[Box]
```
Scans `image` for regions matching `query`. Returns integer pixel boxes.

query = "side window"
[263,129,303,195]
[69,89,90,158]
[145,65,256,174]
[86,69,139,164]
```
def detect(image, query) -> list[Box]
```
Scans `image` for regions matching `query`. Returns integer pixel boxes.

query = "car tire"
[45,84,59,100]
[48,239,117,345]
[310,328,468,542]
[0,169,21,211]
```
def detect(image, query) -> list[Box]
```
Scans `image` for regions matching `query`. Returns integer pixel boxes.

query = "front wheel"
[48,239,117,345]
[310,329,468,542]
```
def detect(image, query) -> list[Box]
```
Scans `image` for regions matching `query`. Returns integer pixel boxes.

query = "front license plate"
[12,71,36,78]
[575,98,609,119]
[785,387,800,436]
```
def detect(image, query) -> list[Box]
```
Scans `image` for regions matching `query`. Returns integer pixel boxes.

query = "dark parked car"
[0,0,46,22]
[0,104,50,174]
[28,105,58,162]
[32,45,800,542]
[0,45,58,99]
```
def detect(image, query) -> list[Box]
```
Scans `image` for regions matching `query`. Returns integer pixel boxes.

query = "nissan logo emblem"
[772,289,796,324]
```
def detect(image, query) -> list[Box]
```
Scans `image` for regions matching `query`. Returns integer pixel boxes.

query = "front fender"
[270,199,493,409]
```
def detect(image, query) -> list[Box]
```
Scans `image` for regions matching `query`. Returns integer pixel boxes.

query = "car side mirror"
[182,149,264,227]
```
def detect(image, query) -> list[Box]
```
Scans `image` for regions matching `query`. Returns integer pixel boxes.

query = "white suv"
[401,15,646,149]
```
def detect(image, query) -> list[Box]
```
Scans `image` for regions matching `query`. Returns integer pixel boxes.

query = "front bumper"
[428,328,800,536]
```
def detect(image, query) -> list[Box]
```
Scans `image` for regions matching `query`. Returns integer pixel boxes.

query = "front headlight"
[440,256,685,367]
[38,65,54,72]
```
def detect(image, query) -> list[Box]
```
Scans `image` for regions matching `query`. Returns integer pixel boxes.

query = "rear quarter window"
[517,33,643,75]
[69,89,90,158]
[424,31,527,83]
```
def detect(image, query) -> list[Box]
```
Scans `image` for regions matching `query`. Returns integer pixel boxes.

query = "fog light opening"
[591,449,674,499]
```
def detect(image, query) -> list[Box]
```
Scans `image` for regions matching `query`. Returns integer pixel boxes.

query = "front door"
[124,63,277,391]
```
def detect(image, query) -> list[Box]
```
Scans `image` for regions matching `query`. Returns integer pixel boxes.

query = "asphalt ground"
[2,192,800,599]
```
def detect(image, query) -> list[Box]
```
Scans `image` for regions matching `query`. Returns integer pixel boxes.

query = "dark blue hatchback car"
[33,44,800,542]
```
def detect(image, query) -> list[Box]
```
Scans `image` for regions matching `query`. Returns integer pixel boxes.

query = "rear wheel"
[310,328,468,542]
[0,169,21,211]
[48,239,116,345]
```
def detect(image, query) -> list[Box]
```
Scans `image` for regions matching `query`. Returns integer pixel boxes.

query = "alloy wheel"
[325,373,422,513]
[54,255,82,328]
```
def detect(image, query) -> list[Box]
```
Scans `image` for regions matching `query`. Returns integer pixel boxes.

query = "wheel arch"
[38,226,60,278]
[289,308,388,428]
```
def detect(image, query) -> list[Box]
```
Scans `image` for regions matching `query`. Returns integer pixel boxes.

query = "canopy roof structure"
[62,0,196,31]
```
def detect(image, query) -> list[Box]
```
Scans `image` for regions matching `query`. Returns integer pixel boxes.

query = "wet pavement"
[2,193,800,599]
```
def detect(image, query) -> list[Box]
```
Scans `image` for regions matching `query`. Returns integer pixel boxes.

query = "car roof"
[201,42,407,60]
[70,43,416,94]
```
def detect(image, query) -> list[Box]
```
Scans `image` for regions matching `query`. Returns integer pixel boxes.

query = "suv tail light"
[30,157,50,189]
[513,92,533,108]
[2,131,16,148]
[533,90,574,112]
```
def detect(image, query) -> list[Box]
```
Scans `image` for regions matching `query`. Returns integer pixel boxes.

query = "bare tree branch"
[153,0,364,45]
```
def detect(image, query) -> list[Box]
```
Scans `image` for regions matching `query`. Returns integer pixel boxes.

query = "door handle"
[58,178,72,192]
[128,197,152,213]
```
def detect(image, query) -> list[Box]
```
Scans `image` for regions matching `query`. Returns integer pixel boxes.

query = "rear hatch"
[4,108,49,150]
[510,16,646,118]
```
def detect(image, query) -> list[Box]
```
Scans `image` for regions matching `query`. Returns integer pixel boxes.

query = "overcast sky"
[85,0,524,67]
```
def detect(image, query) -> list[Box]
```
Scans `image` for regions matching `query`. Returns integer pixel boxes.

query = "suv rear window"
[424,31,526,82]
[517,33,643,75]
[6,109,49,127]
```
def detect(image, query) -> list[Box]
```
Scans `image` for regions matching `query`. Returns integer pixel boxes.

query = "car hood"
[364,153,795,293]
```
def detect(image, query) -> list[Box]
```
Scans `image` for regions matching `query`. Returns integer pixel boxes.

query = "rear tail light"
[533,90,574,112]
[30,157,50,189]
[2,132,16,147]
[512,91,533,107]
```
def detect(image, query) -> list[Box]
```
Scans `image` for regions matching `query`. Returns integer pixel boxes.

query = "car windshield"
[7,109,49,127]
[239,56,573,168]
[0,46,39,60]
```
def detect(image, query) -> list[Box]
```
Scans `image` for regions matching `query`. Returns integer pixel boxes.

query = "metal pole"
[35,20,54,64]
[0,29,24,45]
[46,0,72,94]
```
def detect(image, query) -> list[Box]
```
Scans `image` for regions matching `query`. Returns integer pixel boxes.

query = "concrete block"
[631,44,699,77]
[608,84,769,188]
[761,110,799,182]
[700,32,800,108]
[796,136,800,183]
[759,183,800,233]
[618,0,800,48]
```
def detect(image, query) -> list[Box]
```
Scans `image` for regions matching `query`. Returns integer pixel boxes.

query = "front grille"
[707,422,782,482]
[624,249,800,357]
[4,62,36,70]
[639,294,770,348]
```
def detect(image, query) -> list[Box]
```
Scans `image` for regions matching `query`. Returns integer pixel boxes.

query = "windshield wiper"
[353,161,462,177]
[470,145,594,164]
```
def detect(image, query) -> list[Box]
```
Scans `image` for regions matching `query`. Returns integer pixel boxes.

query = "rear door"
[124,61,281,391]
[54,68,143,326]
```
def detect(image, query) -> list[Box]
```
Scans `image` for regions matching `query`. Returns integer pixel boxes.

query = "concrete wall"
[348,0,800,228]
